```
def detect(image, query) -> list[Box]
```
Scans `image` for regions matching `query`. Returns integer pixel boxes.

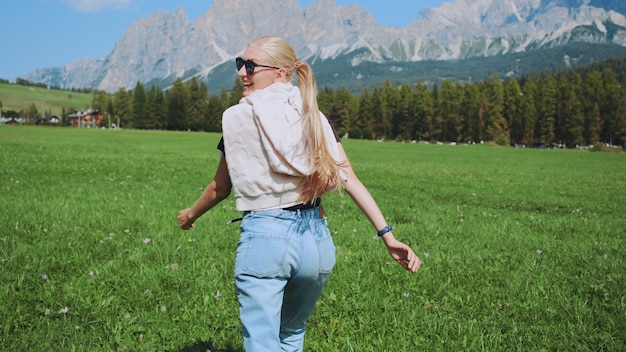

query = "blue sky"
[0,0,447,82]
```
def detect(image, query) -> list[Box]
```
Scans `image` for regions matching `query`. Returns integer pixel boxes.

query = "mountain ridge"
[20,0,626,92]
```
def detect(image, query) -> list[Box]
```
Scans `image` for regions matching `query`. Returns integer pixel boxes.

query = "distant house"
[1,117,24,125]
[36,115,60,125]
[69,109,102,127]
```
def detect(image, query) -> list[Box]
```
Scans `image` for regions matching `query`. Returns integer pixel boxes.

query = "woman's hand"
[177,208,195,230]
[381,234,421,272]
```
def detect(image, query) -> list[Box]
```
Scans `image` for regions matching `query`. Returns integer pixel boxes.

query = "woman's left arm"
[336,143,421,272]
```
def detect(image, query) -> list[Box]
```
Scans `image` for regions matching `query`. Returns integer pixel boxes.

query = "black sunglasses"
[236,57,280,75]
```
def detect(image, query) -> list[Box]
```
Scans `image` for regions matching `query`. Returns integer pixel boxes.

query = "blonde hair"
[253,36,343,202]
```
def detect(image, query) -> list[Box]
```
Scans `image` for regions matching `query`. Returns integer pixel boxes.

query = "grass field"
[0,83,93,116]
[1,126,625,351]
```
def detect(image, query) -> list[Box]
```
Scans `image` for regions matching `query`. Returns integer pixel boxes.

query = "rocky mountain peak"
[20,0,626,92]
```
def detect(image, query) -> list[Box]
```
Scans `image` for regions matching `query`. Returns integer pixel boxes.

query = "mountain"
[20,0,626,93]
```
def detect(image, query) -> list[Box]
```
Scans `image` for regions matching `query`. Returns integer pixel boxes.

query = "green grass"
[1,126,625,351]
[0,83,93,115]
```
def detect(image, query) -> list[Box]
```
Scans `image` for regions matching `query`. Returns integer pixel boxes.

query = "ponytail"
[296,62,344,202]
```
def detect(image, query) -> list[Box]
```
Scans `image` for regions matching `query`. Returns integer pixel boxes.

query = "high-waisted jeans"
[234,207,335,352]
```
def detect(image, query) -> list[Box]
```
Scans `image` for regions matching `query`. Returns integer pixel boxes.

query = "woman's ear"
[274,68,289,83]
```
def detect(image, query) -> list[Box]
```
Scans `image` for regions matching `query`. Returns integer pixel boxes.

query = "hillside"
[0,84,93,117]
[309,43,626,93]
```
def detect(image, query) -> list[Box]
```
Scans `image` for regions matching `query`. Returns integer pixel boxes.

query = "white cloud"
[60,0,134,12]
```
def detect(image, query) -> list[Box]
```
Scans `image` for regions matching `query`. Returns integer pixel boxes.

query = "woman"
[178,36,420,352]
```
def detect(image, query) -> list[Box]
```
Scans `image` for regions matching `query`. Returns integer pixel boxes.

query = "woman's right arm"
[178,155,232,230]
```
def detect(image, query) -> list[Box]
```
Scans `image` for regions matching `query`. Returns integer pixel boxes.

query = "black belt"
[226,198,322,224]
[282,197,321,211]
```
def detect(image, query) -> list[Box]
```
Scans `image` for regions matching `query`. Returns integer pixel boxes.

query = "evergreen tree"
[132,82,147,129]
[113,87,133,129]
[229,79,244,107]
[218,88,232,129]
[186,77,209,131]
[461,83,481,143]
[413,82,435,142]
[341,87,360,136]
[481,75,509,145]
[381,80,401,140]
[206,94,223,133]
[537,76,558,146]
[427,83,442,141]
[146,85,165,130]
[106,99,115,129]
[317,88,336,127]
[520,78,538,146]
[437,80,463,142]
[398,83,417,141]
[618,80,626,146]
[369,87,385,140]
[582,71,603,145]
[203,87,231,133]
[557,72,584,146]
[166,78,188,131]
[504,78,524,145]
[91,90,109,116]
[600,68,621,145]
[357,88,375,140]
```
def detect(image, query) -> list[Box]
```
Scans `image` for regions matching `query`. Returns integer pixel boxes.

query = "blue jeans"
[234,207,335,352]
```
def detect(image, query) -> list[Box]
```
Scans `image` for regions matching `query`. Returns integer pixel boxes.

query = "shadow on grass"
[179,341,242,352]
